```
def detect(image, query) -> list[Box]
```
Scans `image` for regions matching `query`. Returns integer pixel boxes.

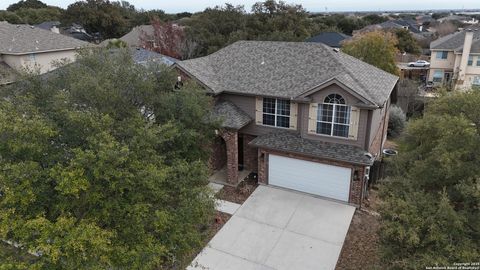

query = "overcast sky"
[0,0,479,13]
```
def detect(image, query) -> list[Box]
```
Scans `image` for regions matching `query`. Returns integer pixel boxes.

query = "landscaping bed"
[216,174,258,204]
[179,211,231,269]
[335,189,382,270]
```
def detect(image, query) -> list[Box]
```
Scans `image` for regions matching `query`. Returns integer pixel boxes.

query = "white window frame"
[468,55,474,66]
[436,51,448,60]
[432,70,443,82]
[473,76,480,86]
[316,94,351,138]
[262,98,291,128]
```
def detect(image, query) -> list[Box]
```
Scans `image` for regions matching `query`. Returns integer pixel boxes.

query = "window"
[436,51,448,60]
[473,76,480,86]
[262,98,290,128]
[468,55,474,66]
[316,94,351,138]
[432,70,443,82]
[28,53,36,62]
[476,56,480,66]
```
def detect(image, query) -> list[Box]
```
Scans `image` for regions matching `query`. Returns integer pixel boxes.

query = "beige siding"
[2,50,77,74]
[299,84,368,148]
[430,50,456,69]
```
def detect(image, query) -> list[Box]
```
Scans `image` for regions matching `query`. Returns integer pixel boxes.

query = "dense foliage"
[387,105,406,138]
[0,50,217,269]
[394,29,421,54]
[342,31,400,75]
[379,90,480,269]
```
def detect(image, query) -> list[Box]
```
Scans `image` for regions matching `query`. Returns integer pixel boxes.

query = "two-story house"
[175,41,398,207]
[428,28,480,90]
[0,21,92,76]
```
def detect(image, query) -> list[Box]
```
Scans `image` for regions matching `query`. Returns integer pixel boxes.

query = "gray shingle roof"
[0,21,92,54]
[130,48,177,66]
[250,131,374,165]
[210,100,252,129]
[431,29,480,53]
[120,25,154,47]
[177,41,398,107]
[306,32,351,47]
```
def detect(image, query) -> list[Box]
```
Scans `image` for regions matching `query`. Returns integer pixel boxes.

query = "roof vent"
[333,48,340,53]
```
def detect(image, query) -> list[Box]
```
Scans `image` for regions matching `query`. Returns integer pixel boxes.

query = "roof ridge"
[329,50,375,103]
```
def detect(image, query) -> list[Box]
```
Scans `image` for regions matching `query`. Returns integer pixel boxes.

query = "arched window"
[324,94,345,104]
[317,94,351,138]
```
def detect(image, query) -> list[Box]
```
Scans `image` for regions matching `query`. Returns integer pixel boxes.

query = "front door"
[238,135,244,170]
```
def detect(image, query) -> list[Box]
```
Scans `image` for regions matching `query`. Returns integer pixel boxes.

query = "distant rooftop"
[306,32,351,47]
[0,21,92,55]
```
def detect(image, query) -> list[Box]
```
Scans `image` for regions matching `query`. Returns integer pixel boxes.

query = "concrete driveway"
[188,185,355,270]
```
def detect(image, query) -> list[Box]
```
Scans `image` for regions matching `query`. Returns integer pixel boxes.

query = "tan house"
[0,21,91,81]
[428,28,480,90]
[175,41,398,207]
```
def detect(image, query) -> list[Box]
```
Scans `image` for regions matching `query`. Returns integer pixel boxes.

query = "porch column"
[220,129,239,185]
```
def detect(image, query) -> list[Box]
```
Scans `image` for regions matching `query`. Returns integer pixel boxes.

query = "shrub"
[388,105,406,138]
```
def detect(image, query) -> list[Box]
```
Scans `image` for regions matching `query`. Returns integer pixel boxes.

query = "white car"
[408,60,430,67]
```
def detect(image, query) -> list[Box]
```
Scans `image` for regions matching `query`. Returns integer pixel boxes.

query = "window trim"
[315,94,351,138]
[432,70,444,82]
[468,55,474,66]
[262,98,291,129]
[436,51,448,60]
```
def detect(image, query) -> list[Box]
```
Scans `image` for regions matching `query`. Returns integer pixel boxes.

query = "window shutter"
[307,103,318,134]
[348,106,360,140]
[255,97,263,125]
[289,102,298,130]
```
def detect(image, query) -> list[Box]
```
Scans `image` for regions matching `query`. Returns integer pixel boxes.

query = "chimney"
[458,29,474,82]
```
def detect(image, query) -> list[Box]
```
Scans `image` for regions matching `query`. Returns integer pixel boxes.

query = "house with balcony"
[175,41,398,207]
[428,28,480,90]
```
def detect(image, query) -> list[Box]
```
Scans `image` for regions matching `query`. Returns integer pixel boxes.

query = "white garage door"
[268,154,352,202]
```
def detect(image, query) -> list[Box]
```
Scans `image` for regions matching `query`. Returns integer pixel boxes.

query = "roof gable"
[177,41,398,107]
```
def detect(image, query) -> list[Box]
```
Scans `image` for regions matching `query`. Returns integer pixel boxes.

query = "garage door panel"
[268,155,351,202]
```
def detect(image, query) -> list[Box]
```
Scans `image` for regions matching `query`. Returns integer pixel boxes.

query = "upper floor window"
[477,56,480,66]
[468,55,474,66]
[262,98,290,128]
[316,94,351,138]
[436,51,448,60]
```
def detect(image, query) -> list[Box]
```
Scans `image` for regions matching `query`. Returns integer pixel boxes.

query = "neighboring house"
[428,28,480,90]
[120,25,154,48]
[175,41,398,207]
[354,19,427,40]
[437,15,478,25]
[0,21,92,75]
[306,32,351,48]
[35,21,61,33]
[130,47,177,66]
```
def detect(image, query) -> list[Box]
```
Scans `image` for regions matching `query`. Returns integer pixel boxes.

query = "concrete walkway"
[208,182,242,215]
[189,186,355,270]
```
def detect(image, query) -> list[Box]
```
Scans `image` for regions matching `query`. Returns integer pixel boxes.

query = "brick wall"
[257,148,366,207]
[243,134,258,172]
[221,130,239,185]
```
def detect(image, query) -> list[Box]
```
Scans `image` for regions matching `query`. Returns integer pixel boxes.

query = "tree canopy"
[7,0,47,11]
[0,49,217,269]
[342,31,399,75]
[394,29,421,54]
[379,90,480,269]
